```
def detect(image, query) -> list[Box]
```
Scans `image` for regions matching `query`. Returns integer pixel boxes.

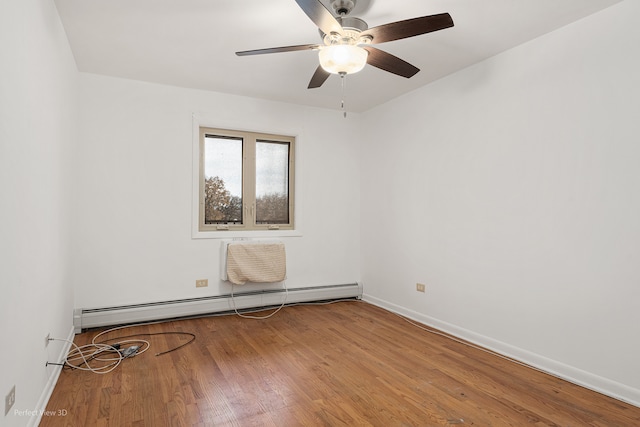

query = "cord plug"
[122,345,139,358]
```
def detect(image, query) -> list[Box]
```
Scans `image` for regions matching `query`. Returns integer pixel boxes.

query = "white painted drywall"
[361,0,640,405]
[0,0,78,425]
[71,74,361,309]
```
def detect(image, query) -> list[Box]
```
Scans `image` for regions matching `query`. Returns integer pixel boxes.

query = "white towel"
[226,243,286,285]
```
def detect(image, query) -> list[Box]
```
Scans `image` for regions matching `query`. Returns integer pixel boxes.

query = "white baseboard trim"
[363,294,640,408]
[29,325,75,427]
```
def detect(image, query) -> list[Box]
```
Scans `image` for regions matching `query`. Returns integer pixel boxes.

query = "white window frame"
[191,117,302,239]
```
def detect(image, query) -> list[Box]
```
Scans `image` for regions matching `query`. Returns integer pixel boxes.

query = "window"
[199,127,295,232]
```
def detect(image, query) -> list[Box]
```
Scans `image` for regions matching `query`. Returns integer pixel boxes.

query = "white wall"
[361,0,640,405]
[0,0,77,425]
[72,74,361,309]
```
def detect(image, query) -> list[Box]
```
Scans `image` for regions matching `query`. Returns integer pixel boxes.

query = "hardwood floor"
[42,301,640,426]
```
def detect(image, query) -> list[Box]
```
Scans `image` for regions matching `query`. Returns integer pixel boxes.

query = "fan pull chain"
[340,72,347,118]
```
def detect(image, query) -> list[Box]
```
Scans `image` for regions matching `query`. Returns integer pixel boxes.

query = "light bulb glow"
[319,45,368,75]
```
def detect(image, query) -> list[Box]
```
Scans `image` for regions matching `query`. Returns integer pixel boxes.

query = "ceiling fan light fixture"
[319,44,368,75]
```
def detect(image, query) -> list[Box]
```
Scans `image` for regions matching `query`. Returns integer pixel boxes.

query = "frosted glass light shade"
[319,45,368,75]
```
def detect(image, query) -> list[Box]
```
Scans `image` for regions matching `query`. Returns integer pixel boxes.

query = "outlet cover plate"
[416,283,426,293]
[196,279,208,288]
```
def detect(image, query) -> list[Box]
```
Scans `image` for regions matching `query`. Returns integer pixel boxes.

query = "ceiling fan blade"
[236,44,320,56]
[295,0,343,36]
[363,46,419,78]
[308,65,331,89]
[361,13,454,44]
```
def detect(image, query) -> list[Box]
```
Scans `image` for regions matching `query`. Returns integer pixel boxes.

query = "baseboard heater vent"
[73,282,362,333]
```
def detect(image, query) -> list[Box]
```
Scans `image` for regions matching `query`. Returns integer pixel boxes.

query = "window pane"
[203,135,243,224]
[255,140,289,224]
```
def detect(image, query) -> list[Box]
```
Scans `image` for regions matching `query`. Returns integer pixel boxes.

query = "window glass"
[255,140,290,224]
[203,135,243,224]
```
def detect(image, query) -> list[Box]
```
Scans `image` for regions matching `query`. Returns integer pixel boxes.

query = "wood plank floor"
[42,301,640,426]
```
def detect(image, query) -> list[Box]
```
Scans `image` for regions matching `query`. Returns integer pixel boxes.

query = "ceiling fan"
[235,0,454,89]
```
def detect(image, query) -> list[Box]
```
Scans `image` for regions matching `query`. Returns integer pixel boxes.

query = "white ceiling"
[54,0,621,113]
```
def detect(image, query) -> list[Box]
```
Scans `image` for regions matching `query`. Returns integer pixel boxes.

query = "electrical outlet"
[5,385,15,416]
[416,283,426,293]
[45,333,50,348]
[195,279,208,288]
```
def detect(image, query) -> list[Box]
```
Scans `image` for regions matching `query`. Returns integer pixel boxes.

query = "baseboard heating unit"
[73,282,362,333]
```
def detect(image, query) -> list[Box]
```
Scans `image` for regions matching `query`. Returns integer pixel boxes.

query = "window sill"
[191,229,302,239]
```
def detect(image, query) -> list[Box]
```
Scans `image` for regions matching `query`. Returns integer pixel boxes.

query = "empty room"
[1,0,639,426]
